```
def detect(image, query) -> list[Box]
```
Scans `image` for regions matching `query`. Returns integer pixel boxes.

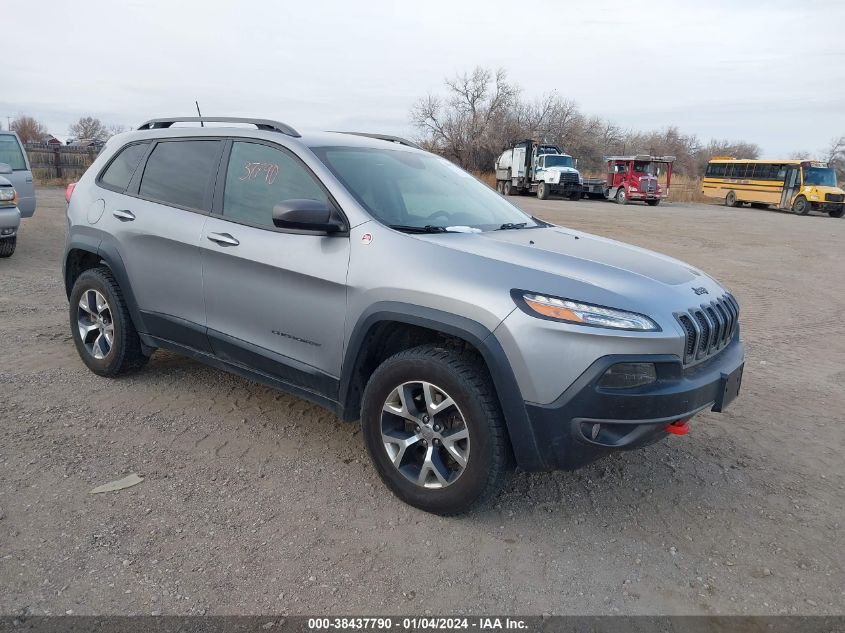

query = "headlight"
[517,292,660,331]
[0,187,15,204]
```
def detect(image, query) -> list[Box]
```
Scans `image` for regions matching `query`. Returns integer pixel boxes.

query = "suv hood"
[419,226,706,288]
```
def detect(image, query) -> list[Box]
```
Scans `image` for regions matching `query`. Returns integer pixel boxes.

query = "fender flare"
[339,302,545,470]
[64,234,147,335]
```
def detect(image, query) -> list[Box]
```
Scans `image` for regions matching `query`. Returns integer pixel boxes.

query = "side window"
[100,143,149,191]
[0,135,26,170]
[222,142,328,228]
[139,140,221,210]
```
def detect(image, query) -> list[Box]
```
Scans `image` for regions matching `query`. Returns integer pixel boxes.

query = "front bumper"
[522,338,745,470]
[551,182,582,195]
[0,206,21,235]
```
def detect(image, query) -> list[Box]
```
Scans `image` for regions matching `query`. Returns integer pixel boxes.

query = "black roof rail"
[137,117,300,138]
[333,131,421,149]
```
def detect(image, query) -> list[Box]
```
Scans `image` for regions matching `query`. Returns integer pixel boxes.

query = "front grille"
[825,193,844,202]
[640,177,657,193]
[675,293,739,364]
[559,172,579,184]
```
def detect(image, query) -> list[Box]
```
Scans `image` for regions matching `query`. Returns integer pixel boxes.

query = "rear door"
[0,132,35,218]
[200,140,350,394]
[99,138,223,350]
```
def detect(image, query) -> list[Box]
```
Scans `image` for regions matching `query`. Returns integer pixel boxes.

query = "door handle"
[207,232,240,247]
[113,209,135,221]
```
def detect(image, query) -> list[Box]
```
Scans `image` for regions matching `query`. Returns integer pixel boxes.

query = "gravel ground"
[1,187,843,616]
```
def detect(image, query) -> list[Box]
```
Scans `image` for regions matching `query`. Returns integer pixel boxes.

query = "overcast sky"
[5,0,844,157]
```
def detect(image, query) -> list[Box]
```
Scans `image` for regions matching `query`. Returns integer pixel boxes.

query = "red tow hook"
[666,419,690,435]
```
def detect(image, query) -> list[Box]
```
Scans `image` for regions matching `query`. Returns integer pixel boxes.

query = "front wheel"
[537,181,549,200]
[792,196,810,215]
[646,199,660,206]
[615,187,627,205]
[0,236,16,258]
[360,345,511,515]
[725,191,738,207]
[829,205,845,218]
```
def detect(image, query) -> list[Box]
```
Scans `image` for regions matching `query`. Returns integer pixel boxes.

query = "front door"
[200,140,350,397]
[781,165,801,209]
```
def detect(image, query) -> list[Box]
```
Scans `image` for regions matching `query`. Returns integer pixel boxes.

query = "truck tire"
[537,181,549,200]
[360,345,511,515]
[615,188,627,205]
[69,267,150,377]
[503,180,512,196]
[0,236,16,258]
[725,191,738,207]
[829,206,844,218]
[792,196,810,215]
[646,199,660,206]
[568,191,581,201]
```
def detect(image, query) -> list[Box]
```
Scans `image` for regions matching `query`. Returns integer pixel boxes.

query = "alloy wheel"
[77,289,114,360]
[380,381,470,489]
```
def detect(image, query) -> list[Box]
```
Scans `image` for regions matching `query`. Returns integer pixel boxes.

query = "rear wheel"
[568,191,581,201]
[360,345,511,515]
[503,179,512,196]
[537,181,549,200]
[792,196,810,215]
[615,187,627,205]
[0,236,16,258]
[829,205,844,218]
[69,267,150,376]
[725,191,738,207]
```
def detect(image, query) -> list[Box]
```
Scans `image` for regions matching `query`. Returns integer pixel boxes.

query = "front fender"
[339,302,545,471]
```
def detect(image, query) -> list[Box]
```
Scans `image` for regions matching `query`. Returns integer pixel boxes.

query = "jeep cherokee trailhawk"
[63,117,745,514]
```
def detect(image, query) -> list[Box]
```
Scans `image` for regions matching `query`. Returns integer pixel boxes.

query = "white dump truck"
[494,140,583,200]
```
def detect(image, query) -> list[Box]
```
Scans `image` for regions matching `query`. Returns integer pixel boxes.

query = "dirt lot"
[1,187,843,616]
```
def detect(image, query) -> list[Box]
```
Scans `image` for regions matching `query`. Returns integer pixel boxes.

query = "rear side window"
[100,143,149,191]
[139,140,221,210]
[0,135,26,170]
[221,141,328,228]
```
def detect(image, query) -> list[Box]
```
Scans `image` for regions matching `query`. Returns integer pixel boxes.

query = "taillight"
[65,182,77,203]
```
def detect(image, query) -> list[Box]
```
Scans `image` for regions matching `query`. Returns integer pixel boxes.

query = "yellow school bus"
[702,158,844,218]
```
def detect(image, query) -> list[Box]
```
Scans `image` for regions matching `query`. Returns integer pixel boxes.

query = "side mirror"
[0,163,12,175]
[272,199,345,234]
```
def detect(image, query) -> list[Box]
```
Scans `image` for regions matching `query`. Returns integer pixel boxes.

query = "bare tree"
[69,116,109,141]
[411,67,519,171]
[10,115,48,144]
[107,123,129,137]
[824,135,845,183]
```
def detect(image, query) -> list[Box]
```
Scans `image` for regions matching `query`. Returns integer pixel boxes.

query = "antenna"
[195,101,203,127]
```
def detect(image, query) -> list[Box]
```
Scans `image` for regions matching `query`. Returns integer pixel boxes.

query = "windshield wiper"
[388,224,451,234]
[497,222,527,230]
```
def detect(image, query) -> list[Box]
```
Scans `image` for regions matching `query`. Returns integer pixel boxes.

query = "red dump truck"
[581,155,675,205]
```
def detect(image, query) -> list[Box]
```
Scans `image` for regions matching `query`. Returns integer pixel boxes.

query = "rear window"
[100,142,149,191]
[139,140,221,210]
[0,135,26,171]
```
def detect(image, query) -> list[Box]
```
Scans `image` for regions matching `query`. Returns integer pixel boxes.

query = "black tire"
[537,181,549,200]
[646,199,660,206]
[503,179,512,196]
[725,191,738,207]
[568,192,581,201]
[792,196,810,215]
[829,206,845,218]
[615,187,627,205]
[0,236,16,258]
[360,345,511,515]
[69,267,150,377]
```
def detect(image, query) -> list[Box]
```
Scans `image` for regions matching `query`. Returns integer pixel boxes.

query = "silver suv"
[63,117,745,514]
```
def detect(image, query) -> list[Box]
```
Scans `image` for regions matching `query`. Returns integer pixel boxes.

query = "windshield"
[803,166,837,187]
[633,161,655,174]
[312,146,541,232]
[0,135,26,171]
[543,155,574,168]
